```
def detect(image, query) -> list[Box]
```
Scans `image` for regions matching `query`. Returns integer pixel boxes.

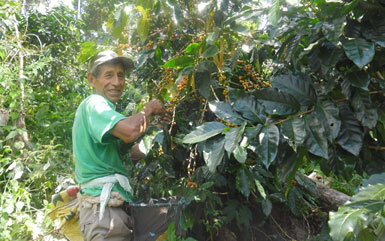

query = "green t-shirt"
[72,94,132,202]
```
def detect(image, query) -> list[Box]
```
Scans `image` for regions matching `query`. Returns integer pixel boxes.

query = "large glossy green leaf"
[345,71,370,90]
[271,73,316,106]
[329,184,385,241]
[208,101,244,125]
[227,87,266,124]
[203,136,225,173]
[315,100,341,141]
[194,61,217,98]
[268,0,280,27]
[111,7,129,41]
[224,122,246,154]
[351,89,378,129]
[304,113,328,159]
[281,117,306,145]
[163,55,194,68]
[255,88,300,115]
[329,200,383,241]
[322,17,345,45]
[77,42,97,63]
[165,0,184,27]
[336,103,363,156]
[202,45,219,58]
[361,173,385,188]
[233,145,247,164]
[351,183,385,203]
[136,6,149,42]
[362,19,385,48]
[318,45,343,75]
[342,37,375,69]
[236,167,251,197]
[182,122,226,144]
[256,124,279,169]
[185,43,200,54]
[206,32,219,45]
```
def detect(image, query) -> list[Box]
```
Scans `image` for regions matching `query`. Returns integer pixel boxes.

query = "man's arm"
[110,99,164,143]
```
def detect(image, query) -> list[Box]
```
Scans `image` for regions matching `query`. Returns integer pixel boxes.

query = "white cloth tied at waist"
[81,173,132,221]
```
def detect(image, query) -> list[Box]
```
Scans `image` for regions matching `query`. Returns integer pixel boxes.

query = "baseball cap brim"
[88,50,135,73]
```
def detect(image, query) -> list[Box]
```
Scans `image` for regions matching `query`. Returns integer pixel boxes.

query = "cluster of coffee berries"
[236,59,271,90]
[217,70,227,84]
[186,180,198,188]
[144,40,154,50]
[223,88,229,102]
[177,75,189,91]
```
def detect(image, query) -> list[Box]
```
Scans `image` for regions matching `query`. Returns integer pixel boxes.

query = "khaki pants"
[78,202,133,241]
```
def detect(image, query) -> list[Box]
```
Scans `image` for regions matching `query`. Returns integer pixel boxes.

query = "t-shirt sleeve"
[85,95,126,144]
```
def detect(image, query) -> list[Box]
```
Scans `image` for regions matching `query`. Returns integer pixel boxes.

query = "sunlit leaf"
[165,0,184,27]
[163,56,194,68]
[77,41,97,63]
[255,179,267,199]
[268,0,280,27]
[329,183,385,241]
[361,173,385,188]
[209,101,244,125]
[233,145,247,164]
[224,122,246,154]
[182,122,226,144]
[185,43,200,54]
[137,6,149,42]
[203,136,225,173]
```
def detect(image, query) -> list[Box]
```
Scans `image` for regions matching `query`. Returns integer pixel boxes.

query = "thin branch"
[369,90,385,97]
[376,71,384,80]
[270,215,297,241]
[367,145,385,151]
[252,227,273,241]
[210,85,220,101]
[273,108,314,125]
[26,33,43,51]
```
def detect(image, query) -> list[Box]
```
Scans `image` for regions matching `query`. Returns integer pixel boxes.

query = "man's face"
[89,63,125,103]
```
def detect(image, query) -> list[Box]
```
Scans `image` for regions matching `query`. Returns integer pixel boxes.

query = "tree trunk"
[13,19,32,150]
[297,173,350,210]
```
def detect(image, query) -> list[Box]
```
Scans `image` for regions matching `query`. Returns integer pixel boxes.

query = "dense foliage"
[1,0,385,240]
[0,2,87,239]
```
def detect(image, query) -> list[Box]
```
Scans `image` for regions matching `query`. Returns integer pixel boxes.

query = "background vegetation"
[1,0,385,240]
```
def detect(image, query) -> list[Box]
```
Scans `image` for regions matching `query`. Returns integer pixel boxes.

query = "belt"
[81,174,132,221]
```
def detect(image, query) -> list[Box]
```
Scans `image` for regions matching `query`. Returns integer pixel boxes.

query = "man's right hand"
[146,99,164,115]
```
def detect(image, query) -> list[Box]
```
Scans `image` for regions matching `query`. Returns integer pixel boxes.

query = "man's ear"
[87,72,95,87]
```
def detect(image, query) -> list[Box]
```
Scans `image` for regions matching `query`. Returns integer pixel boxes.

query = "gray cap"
[88,50,135,73]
